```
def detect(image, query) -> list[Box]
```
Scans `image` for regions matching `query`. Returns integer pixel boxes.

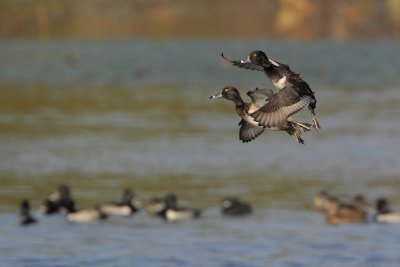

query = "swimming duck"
[148,193,201,222]
[221,51,321,131]
[325,197,368,225]
[162,193,201,222]
[210,86,311,144]
[221,197,252,216]
[65,206,108,224]
[19,199,37,226]
[374,198,400,223]
[39,184,77,215]
[98,189,139,217]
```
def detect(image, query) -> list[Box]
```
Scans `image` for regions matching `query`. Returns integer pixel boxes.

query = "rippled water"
[0,39,400,266]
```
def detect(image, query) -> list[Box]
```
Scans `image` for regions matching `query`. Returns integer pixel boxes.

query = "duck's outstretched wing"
[238,120,265,143]
[250,83,311,128]
[220,52,264,72]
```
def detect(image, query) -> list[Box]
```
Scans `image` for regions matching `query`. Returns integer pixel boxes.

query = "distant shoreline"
[0,0,399,39]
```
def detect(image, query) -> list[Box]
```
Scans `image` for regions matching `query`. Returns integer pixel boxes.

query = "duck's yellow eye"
[223,88,229,93]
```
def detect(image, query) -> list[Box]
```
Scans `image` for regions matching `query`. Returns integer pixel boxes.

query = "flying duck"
[221,51,321,131]
[210,86,311,144]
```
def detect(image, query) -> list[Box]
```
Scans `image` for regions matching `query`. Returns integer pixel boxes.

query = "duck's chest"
[264,68,287,89]
[236,104,261,127]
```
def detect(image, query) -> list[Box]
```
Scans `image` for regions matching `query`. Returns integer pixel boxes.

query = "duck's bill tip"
[209,92,222,99]
[240,56,251,64]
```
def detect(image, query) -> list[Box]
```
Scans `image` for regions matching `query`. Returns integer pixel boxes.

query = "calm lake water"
[0,39,400,266]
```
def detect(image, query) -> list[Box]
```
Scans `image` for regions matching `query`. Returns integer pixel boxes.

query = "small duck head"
[20,199,37,225]
[121,189,135,204]
[49,184,72,202]
[376,198,391,214]
[20,199,31,215]
[209,86,242,103]
[164,193,178,209]
[246,50,270,66]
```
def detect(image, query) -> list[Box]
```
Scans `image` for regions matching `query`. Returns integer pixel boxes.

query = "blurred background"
[1,1,400,266]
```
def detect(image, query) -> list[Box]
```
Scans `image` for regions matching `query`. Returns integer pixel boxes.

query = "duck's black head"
[209,86,242,102]
[164,193,178,208]
[20,199,37,225]
[50,184,71,202]
[248,50,269,66]
[121,189,135,204]
[20,199,31,215]
[376,198,390,213]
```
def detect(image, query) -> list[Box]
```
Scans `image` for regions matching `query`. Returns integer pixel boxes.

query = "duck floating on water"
[148,193,201,222]
[374,198,400,223]
[98,189,140,217]
[324,196,368,225]
[221,197,252,217]
[20,199,37,226]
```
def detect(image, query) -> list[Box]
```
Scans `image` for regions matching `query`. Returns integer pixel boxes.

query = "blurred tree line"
[0,0,399,39]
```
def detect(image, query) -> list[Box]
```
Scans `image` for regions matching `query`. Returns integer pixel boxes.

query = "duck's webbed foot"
[287,123,306,145]
[312,116,321,131]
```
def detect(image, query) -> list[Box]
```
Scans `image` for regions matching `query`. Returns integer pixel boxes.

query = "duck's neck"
[231,95,245,109]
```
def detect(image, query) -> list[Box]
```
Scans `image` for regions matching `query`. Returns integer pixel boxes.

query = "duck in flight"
[221,51,321,131]
[210,86,311,144]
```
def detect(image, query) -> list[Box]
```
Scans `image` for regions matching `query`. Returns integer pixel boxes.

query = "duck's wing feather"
[221,52,264,72]
[250,84,311,128]
[247,88,275,109]
[238,120,265,143]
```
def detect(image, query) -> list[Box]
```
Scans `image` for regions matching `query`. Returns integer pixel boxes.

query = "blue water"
[1,39,400,266]
[2,210,400,267]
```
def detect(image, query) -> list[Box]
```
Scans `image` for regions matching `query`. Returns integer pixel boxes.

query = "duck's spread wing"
[220,53,264,72]
[250,84,311,128]
[247,88,274,109]
[238,120,265,143]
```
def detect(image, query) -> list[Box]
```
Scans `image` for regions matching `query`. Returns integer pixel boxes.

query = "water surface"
[0,39,400,266]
